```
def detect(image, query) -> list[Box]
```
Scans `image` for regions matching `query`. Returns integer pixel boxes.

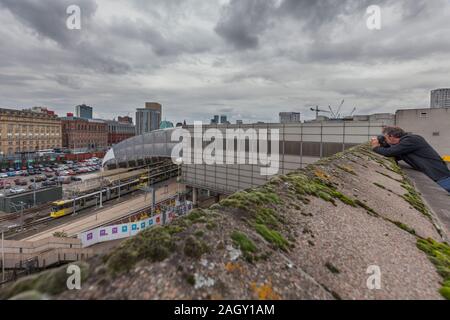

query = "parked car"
[7,172,16,177]
[10,187,26,194]
[14,178,28,186]
[71,176,82,182]
[44,172,54,178]
[42,181,57,187]
[0,173,8,179]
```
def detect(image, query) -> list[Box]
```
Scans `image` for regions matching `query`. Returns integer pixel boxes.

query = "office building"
[430,88,450,108]
[279,112,301,123]
[75,104,93,119]
[395,107,450,157]
[135,102,162,135]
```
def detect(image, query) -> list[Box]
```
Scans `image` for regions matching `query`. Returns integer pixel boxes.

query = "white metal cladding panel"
[322,135,345,143]
[205,176,216,183]
[216,167,227,174]
[368,124,384,135]
[322,126,344,135]
[284,127,302,134]
[239,176,253,184]
[240,169,253,178]
[344,126,370,135]
[301,135,322,142]
[283,155,301,163]
[343,135,370,143]
[302,125,322,134]
[284,134,302,141]
[216,172,227,179]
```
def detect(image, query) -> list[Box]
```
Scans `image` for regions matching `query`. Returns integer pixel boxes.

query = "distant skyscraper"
[431,88,450,108]
[75,104,93,119]
[220,115,228,124]
[136,102,162,135]
[236,120,243,125]
[211,115,219,124]
[279,112,301,123]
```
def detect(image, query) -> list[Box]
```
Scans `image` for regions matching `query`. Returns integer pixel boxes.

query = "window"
[419,112,428,118]
[432,132,440,136]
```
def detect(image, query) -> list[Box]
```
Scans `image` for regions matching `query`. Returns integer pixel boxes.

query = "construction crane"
[349,107,357,117]
[310,106,331,119]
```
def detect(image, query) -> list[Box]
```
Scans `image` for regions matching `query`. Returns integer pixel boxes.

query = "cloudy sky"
[0,0,449,123]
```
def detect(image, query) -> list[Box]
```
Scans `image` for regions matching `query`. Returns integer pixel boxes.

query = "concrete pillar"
[192,187,198,207]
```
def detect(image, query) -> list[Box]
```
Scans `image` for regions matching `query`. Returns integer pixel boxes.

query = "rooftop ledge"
[1,144,449,300]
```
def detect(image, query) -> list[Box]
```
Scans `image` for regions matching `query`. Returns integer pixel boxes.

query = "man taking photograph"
[370,126,450,193]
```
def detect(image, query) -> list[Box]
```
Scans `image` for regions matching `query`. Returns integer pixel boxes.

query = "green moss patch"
[255,224,289,251]
[0,262,89,299]
[106,226,177,274]
[183,235,210,259]
[416,238,450,300]
[231,231,257,254]
[401,182,431,217]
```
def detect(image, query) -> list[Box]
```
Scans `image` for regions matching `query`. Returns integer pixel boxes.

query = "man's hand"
[370,137,380,149]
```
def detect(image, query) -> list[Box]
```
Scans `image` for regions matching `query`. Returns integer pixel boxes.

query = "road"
[23,180,185,242]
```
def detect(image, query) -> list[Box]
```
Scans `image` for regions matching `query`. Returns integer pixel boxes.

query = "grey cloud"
[215,0,277,50]
[0,0,97,46]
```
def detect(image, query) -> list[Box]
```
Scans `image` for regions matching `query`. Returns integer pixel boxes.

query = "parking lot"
[0,157,102,196]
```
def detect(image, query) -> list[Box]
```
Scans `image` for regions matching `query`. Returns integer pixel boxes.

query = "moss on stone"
[280,173,356,208]
[354,199,379,217]
[325,262,340,274]
[231,231,257,259]
[106,226,176,274]
[0,262,89,299]
[373,182,386,190]
[254,224,289,251]
[401,182,431,217]
[335,164,357,176]
[183,235,210,259]
[389,220,416,236]
[416,238,450,300]
[255,207,280,229]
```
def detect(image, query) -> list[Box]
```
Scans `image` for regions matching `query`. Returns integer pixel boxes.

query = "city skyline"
[0,0,450,124]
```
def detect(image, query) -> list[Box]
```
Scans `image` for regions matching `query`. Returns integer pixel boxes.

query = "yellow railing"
[443,155,450,162]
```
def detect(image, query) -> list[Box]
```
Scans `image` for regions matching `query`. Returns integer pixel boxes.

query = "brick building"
[0,107,62,157]
[61,115,108,152]
[106,119,135,146]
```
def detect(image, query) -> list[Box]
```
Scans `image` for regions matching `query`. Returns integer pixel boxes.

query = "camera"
[377,135,390,148]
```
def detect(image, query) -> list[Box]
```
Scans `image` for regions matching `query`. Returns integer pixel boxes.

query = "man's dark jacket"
[373,134,450,182]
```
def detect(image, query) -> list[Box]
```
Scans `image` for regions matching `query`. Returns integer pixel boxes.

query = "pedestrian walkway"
[403,166,450,239]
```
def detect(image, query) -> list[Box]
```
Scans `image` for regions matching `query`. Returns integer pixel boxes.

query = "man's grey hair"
[382,126,406,138]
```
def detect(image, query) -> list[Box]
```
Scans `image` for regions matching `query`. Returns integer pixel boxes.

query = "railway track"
[0,203,51,224]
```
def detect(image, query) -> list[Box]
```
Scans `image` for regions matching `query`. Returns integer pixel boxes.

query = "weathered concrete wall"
[2,145,449,300]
